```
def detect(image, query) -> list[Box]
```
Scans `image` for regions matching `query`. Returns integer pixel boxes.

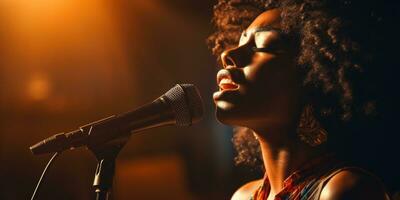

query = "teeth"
[219,78,238,90]
[220,78,234,84]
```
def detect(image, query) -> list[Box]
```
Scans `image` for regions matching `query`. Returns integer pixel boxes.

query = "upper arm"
[231,179,263,200]
[319,169,388,200]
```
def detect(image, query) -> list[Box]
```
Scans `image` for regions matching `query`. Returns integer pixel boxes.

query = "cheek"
[244,54,300,103]
[245,54,292,87]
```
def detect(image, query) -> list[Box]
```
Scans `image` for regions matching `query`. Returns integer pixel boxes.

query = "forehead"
[246,9,281,33]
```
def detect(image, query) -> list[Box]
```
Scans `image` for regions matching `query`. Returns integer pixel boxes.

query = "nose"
[220,46,248,68]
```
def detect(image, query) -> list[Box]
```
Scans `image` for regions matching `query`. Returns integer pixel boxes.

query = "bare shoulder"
[320,168,389,200]
[231,179,264,200]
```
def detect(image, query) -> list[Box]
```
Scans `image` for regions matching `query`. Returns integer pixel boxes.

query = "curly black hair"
[208,0,394,168]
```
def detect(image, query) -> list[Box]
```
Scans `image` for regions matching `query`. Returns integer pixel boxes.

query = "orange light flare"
[0,0,133,110]
[26,73,51,101]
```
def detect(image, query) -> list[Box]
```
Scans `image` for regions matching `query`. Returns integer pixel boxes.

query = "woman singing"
[208,0,392,199]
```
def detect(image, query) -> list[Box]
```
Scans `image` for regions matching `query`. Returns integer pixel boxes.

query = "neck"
[253,127,324,197]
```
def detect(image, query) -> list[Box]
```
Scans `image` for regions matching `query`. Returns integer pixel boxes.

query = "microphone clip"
[87,133,129,200]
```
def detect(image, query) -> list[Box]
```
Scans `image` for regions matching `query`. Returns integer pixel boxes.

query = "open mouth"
[216,69,240,91]
[219,78,239,91]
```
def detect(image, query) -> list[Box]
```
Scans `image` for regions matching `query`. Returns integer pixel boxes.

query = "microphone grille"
[163,84,204,126]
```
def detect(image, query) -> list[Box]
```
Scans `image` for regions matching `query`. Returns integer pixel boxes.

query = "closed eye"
[252,46,285,54]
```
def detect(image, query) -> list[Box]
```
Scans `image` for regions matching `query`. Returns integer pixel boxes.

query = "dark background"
[0,0,398,199]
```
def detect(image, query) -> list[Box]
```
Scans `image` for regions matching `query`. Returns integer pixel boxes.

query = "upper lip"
[216,68,239,90]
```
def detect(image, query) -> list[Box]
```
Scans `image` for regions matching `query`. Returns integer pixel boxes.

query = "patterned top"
[251,154,345,200]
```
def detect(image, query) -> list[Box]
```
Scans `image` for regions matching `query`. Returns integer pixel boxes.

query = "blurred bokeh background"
[0,0,255,199]
[0,0,399,200]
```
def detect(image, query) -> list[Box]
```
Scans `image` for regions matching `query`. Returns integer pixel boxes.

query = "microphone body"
[30,84,203,155]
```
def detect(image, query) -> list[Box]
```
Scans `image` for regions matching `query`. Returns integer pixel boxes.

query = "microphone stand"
[88,136,129,200]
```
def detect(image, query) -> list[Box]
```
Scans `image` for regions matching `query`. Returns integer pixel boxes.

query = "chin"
[214,104,249,126]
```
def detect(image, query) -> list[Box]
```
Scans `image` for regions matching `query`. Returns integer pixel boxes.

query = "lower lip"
[213,88,240,101]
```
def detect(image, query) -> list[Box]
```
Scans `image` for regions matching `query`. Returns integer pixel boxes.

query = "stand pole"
[93,158,115,200]
[89,138,128,200]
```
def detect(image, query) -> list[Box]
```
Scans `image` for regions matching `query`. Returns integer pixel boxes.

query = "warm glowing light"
[27,74,51,101]
[1,0,133,106]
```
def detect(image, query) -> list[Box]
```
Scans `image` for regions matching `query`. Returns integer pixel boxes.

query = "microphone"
[30,84,203,155]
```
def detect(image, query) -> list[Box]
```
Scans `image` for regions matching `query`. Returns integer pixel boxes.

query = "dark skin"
[213,9,388,200]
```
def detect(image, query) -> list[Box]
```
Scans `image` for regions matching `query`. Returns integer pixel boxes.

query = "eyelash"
[251,46,285,54]
[252,47,272,53]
